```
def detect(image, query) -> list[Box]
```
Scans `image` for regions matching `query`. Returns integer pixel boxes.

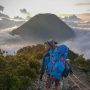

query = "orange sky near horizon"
[0,0,90,20]
[58,13,90,20]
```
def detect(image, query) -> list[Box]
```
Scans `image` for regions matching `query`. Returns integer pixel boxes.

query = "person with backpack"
[47,44,74,90]
[39,40,55,76]
[40,40,58,90]
[46,44,68,90]
[40,41,73,90]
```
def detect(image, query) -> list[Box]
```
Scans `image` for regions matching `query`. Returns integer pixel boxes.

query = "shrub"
[0,52,40,90]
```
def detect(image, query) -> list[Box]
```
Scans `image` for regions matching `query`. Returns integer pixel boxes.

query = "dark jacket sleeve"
[40,52,50,79]
[40,56,45,76]
[70,66,73,74]
[68,63,73,74]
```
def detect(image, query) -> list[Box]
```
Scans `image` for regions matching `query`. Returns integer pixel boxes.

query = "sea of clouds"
[0,27,33,54]
[64,28,90,59]
[63,18,90,59]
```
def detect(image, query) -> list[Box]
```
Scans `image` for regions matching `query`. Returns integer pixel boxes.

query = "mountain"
[11,14,75,43]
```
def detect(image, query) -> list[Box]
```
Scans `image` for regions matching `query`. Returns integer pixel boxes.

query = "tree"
[75,55,90,71]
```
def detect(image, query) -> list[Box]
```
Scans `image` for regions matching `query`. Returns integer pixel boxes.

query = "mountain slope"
[11,14,75,43]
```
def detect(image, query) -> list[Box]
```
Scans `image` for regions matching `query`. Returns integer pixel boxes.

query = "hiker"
[40,40,57,90]
[40,40,56,79]
[46,45,69,90]
[47,44,73,90]
[40,41,72,90]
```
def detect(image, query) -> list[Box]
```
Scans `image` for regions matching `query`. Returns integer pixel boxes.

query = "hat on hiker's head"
[45,39,58,49]
[53,40,58,45]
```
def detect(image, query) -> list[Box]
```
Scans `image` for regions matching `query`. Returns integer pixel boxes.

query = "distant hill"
[11,14,75,43]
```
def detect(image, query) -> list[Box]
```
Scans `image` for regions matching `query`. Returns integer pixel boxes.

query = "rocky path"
[68,74,90,90]
[28,69,90,90]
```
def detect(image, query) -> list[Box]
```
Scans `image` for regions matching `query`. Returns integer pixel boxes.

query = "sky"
[0,0,90,18]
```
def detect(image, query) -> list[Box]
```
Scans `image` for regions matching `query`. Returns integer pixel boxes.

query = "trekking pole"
[73,73,90,90]
[69,76,82,90]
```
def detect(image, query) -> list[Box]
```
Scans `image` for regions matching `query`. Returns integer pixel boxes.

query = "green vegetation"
[74,55,90,72]
[0,46,41,90]
[68,49,90,72]
[17,44,45,60]
[68,49,78,63]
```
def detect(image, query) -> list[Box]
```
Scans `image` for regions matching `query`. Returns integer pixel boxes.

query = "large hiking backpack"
[56,44,69,61]
[47,45,71,78]
[56,45,71,78]
[47,49,57,74]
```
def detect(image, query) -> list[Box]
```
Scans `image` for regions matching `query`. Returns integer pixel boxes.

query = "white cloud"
[0,28,32,54]
[75,3,90,6]
[63,15,81,21]
[0,16,25,30]
[0,28,90,59]
[65,28,90,59]
[63,16,90,29]
[0,12,9,18]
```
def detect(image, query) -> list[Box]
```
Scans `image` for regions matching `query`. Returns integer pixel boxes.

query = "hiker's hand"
[40,75,43,81]
[70,69,73,75]
[70,71,73,75]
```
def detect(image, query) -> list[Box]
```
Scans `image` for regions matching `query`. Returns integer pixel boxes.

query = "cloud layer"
[66,28,90,59]
[0,27,90,59]
[0,12,10,18]
[63,15,90,29]
[75,3,90,6]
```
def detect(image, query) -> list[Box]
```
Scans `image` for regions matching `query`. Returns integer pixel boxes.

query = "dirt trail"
[28,68,90,90]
